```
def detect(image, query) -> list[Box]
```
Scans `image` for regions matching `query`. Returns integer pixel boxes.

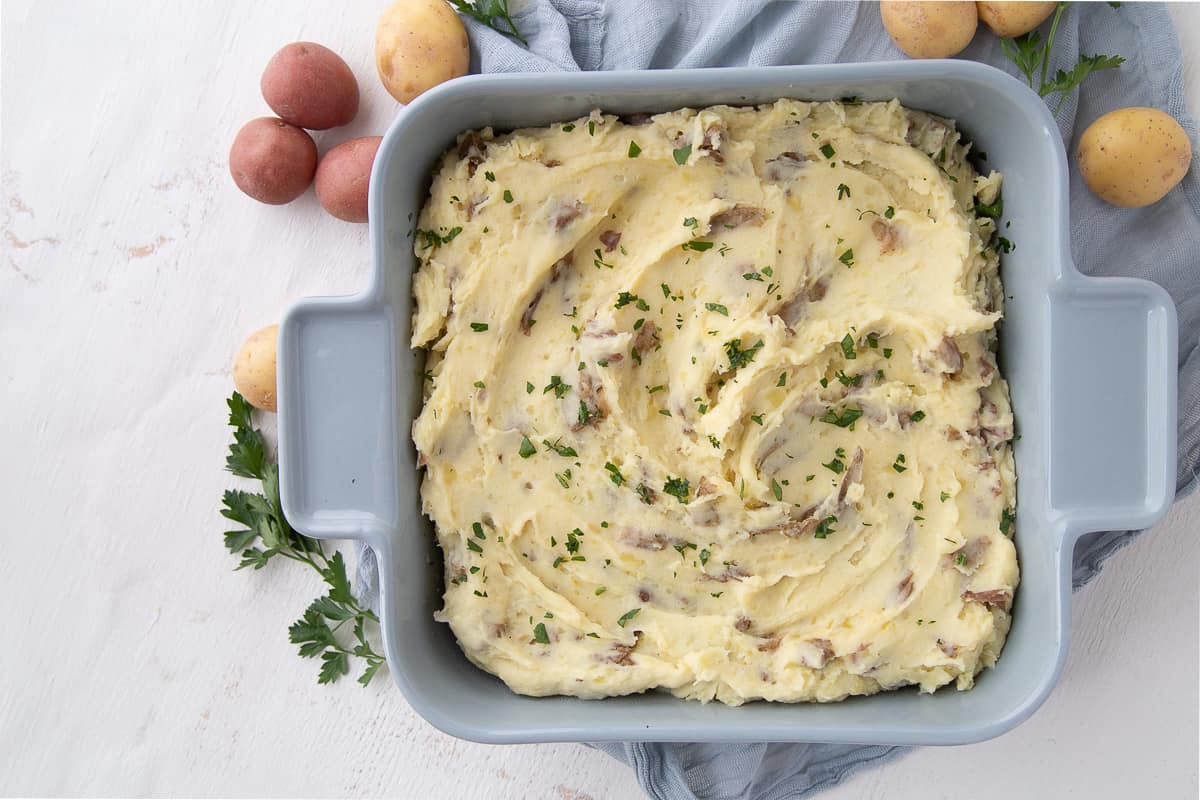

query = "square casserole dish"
[277,61,1177,745]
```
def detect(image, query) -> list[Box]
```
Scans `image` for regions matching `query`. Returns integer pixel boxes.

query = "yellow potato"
[233,324,279,412]
[376,0,470,104]
[976,2,1056,38]
[881,1,979,59]
[1078,107,1193,208]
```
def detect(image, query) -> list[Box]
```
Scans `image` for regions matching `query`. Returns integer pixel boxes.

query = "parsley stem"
[1040,2,1067,90]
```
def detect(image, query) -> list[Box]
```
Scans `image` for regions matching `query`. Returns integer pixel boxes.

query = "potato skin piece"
[315,136,382,223]
[1078,107,1193,208]
[229,117,317,205]
[233,324,280,412]
[881,1,979,59]
[976,1,1056,37]
[375,0,470,104]
[261,42,359,130]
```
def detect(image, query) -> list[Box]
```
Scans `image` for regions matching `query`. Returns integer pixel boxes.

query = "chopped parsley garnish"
[771,478,783,501]
[912,500,924,510]
[588,120,597,136]
[996,237,1015,254]
[466,538,483,553]
[474,380,486,389]
[883,347,894,359]
[866,333,879,348]
[743,271,764,282]
[484,171,496,182]
[577,401,594,427]
[814,516,837,538]
[837,183,851,200]
[602,462,625,486]
[533,623,550,644]
[526,381,534,394]
[705,302,728,316]
[838,248,855,267]
[593,248,614,270]
[840,334,857,360]
[543,375,571,398]
[762,266,774,277]
[628,141,642,158]
[595,586,607,595]
[684,240,714,252]
[708,434,721,450]
[956,553,968,567]
[910,410,926,423]
[835,370,861,387]
[683,217,698,229]
[975,195,1003,218]
[672,145,692,165]
[820,407,863,428]
[470,322,489,332]
[472,522,486,539]
[562,123,576,132]
[819,143,836,159]
[750,413,764,426]
[777,373,787,387]
[518,436,536,458]
[823,456,844,474]
[884,205,895,219]
[661,282,672,298]
[819,377,829,388]
[1000,507,1015,536]
[543,438,578,458]
[502,189,514,203]
[617,608,641,627]
[663,476,690,504]
[647,384,665,394]
[615,291,644,309]
[658,409,671,416]
[699,549,711,566]
[636,483,654,504]
[724,338,764,371]
[892,453,908,473]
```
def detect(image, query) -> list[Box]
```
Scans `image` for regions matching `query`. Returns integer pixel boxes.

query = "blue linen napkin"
[359,2,1199,797]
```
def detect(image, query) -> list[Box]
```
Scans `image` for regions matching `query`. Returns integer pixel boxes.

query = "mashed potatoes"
[411,99,1018,704]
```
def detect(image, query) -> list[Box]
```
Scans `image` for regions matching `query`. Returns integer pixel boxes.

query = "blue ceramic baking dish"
[277,61,1177,745]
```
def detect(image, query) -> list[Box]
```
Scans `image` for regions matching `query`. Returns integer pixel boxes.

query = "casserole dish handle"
[1048,275,1178,537]
[277,296,400,543]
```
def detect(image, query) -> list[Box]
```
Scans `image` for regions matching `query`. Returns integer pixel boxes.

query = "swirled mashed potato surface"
[411,100,1018,705]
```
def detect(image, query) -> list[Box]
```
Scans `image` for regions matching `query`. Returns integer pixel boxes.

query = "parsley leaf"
[225,392,385,687]
[449,0,528,46]
[617,608,641,627]
[673,145,692,165]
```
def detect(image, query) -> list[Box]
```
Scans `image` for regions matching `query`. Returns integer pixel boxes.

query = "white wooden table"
[2,2,1196,797]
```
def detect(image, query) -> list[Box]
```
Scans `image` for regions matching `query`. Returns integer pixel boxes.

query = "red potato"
[229,117,318,204]
[315,136,382,222]
[261,42,359,130]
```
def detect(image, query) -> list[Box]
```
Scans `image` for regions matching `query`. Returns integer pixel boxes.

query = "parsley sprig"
[449,0,528,46]
[999,3,1124,113]
[221,392,386,687]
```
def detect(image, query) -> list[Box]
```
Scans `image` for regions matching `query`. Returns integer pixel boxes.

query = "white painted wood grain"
[0,2,1195,798]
